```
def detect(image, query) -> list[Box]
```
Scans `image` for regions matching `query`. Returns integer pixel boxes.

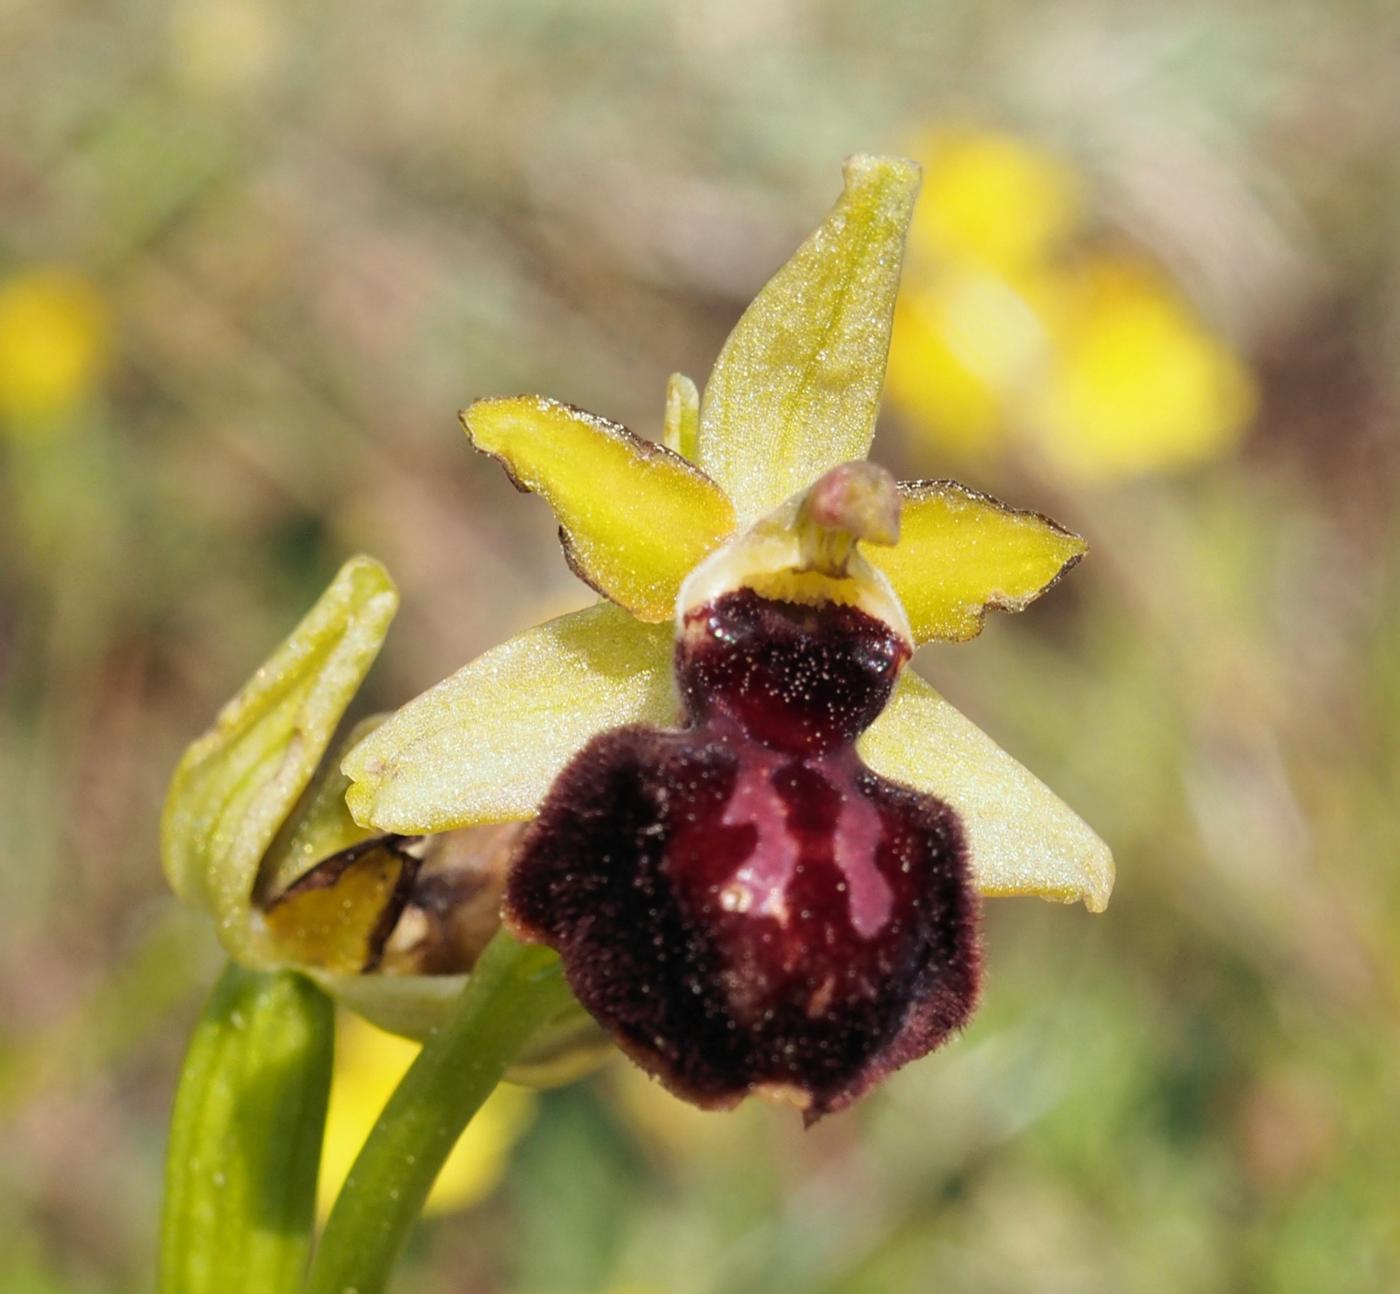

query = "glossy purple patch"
[505,590,981,1119]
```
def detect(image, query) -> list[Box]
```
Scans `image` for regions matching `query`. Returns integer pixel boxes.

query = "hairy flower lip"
[505,590,981,1122]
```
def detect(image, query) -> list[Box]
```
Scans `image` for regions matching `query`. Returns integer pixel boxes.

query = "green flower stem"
[159,964,334,1294]
[305,930,576,1294]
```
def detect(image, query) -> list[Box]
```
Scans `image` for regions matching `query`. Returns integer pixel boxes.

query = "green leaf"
[158,965,334,1294]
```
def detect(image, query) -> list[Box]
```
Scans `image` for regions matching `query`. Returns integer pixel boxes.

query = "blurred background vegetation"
[3,1,1399,1291]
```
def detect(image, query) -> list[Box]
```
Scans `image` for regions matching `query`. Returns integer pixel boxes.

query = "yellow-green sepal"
[252,714,424,977]
[698,154,920,523]
[160,556,398,962]
[256,714,386,904]
[342,601,678,835]
[859,671,1114,912]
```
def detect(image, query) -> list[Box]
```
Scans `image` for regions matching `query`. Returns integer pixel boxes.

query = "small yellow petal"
[161,557,398,959]
[343,602,679,835]
[662,372,700,461]
[698,154,921,523]
[318,1014,534,1219]
[263,840,416,974]
[464,395,736,622]
[858,672,1113,911]
[866,480,1086,643]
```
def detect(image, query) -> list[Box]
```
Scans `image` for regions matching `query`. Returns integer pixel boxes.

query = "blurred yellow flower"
[886,128,1256,481]
[0,268,108,432]
[1031,257,1257,481]
[887,265,1051,455]
[910,128,1080,273]
[319,1013,535,1219]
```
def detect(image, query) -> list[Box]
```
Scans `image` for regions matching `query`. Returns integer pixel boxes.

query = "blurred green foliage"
[3,1,1399,1291]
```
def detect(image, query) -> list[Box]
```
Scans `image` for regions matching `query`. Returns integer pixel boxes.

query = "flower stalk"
[304,930,574,1294]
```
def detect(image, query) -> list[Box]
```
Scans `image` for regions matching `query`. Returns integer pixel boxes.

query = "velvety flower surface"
[508,552,981,1118]
[338,155,1114,1113]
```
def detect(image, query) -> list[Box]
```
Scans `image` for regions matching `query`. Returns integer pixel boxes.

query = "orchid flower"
[338,154,1113,1115]
[158,155,1117,1294]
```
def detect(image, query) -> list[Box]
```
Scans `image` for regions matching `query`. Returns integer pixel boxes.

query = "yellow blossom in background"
[318,1013,535,1219]
[911,128,1080,273]
[885,128,1256,481]
[887,264,1051,455]
[0,268,108,433]
[1030,257,1257,481]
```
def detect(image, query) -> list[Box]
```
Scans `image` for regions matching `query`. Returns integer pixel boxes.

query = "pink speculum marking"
[505,589,982,1120]
[716,741,892,939]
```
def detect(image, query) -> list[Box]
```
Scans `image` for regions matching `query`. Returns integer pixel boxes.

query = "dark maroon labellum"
[505,589,981,1120]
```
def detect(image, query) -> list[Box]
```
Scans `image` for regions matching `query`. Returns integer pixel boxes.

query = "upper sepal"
[698,155,921,523]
